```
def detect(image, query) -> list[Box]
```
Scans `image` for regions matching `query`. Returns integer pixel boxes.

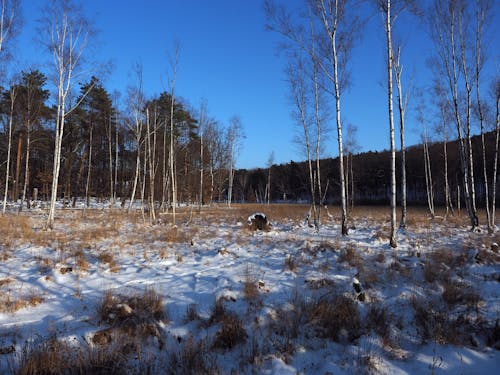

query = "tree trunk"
[394,47,407,229]
[20,120,31,211]
[13,133,22,203]
[423,132,435,218]
[383,0,397,248]
[2,88,16,214]
[491,87,499,231]
[84,124,93,212]
[107,112,114,204]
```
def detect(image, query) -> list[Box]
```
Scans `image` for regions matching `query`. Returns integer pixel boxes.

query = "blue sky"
[13,0,500,169]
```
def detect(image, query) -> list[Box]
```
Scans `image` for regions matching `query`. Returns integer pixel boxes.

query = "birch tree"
[491,78,499,231]
[168,43,179,225]
[311,0,361,235]
[226,116,244,208]
[377,0,398,248]
[473,0,493,231]
[2,82,17,214]
[393,46,409,228]
[0,0,19,60]
[266,151,275,205]
[125,64,145,213]
[40,0,93,229]
[428,0,478,229]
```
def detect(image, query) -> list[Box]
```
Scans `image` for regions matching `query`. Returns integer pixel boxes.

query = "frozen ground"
[0,202,499,374]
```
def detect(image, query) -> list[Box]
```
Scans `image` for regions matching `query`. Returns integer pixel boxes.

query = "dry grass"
[16,334,129,375]
[168,336,218,375]
[307,294,362,342]
[441,279,481,309]
[74,249,90,273]
[203,297,248,350]
[0,290,44,314]
[212,313,247,350]
[97,287,167,349]
[338,242,363,270]
[97,251,119,272]
[284,255,298,272]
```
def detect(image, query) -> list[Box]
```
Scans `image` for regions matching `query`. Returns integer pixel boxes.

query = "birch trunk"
[383,0,397,248]
[491,85,499,230]
[84,124,93,212]
[394,47,407,229]
[20,118,31,211]
[2,86,16,214]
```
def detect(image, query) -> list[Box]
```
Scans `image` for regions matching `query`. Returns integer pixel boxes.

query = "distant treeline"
[232,131,499,207]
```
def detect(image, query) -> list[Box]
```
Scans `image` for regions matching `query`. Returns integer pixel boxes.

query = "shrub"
[96,288,167,348]
[307,295,361,342]
[212,314,247,350]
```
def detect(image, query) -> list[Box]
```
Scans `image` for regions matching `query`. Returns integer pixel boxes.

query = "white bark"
[45,1,91,229]
[380,0,397,247]
[394,46,408,229]
[2,85,16,214]
[169,46,179,225]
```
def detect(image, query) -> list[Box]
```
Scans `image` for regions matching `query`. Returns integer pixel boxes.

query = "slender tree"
[378,0,398,247]
[312,0,361,235]
[393,46,409,228]
[168,42,180,225]
[17,70,50,211]
[266,151,275,205]
[428,0,478,229]
[125,64,145,212]
[226,116,243,207]
[2,82,17,213]
[0,0,20,59]
[40,0,93,229]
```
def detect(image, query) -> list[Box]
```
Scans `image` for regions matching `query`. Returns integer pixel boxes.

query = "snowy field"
[0,203,499,374]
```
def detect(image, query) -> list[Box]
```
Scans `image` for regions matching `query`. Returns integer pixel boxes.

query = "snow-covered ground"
[0,203,498,374]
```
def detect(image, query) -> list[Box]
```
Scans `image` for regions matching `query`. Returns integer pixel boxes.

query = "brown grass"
[97,251,119,272]
[97,287,167,348]
[0,290,44,314]
[168,336,218,375]
[307,294,362,342]
[16,334,129,375]
[441,279,481,309]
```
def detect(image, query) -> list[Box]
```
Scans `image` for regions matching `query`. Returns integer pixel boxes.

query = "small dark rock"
[0,345,15,355]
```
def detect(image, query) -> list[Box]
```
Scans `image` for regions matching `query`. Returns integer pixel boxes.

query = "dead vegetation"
[96,288,167,349]
[0,205,498,373]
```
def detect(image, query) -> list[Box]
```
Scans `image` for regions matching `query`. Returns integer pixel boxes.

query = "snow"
[0,203,499,374]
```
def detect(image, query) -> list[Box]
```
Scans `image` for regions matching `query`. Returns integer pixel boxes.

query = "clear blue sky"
[13,0,500,169]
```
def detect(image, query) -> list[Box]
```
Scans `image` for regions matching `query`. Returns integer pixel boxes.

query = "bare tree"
[40,0,93,229]
[0,0,20,58]
[226,116,244,207]
[125,63,145,213]
[2,82,17,214]
[168,42,180,225]
[145,105,158,224]
[286,55,319,228]
[491,78,499,231]
[473,0,493,231]
[198,99,207,210]
[435,84,454,218]
[428,0,478,229]
[417,101,435,218]
[393,46,409,228]
[312,0,361,235]
[266,151,275,205]
[377,0,397,248]
[344,122,359,212]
